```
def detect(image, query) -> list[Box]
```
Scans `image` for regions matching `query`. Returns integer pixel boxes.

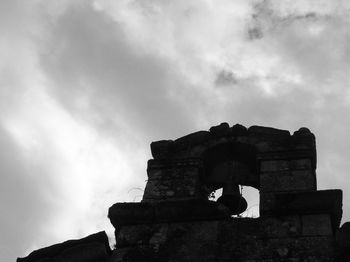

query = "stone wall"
[18,123,349,262]
[109,123,343,262]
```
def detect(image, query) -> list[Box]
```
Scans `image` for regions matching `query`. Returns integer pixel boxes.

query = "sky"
[2,0,350,260]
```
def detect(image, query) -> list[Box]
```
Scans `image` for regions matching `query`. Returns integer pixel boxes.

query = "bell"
[217,183,247,215]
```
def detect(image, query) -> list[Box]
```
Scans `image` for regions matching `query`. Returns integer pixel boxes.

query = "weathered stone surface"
[336,222,350,261]
[19,123,346,262]
[257,236,335,261]
[156,221,221,262]
[260,170,316,193]
[290,158,312,170]
[150,124,317,160]
[55,243,108,262]
[143,159,203,201]
[230,123,248,136]
[109,202,155,227]
[302,214,333,236]
[173,131,211,151]
[219,218,325,261]
[259,216,301,238]
[209,122,230,137]
[109,200,230,227]
[150,140,173,159]
[17,231,111,262]
[248,126,291,137]
[260,190,342,232]
[293,127,311,136]
[115,220,221,262]
[260,160,290,172]
[292,129,316,152]
[116,224,157,247]
[110,246,156,262]
[154,200,230,223]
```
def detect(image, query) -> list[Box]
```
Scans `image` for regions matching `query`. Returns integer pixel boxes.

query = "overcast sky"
[2,0,350,260]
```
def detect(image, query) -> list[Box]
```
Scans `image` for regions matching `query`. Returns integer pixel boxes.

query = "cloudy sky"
[2,0,350,260]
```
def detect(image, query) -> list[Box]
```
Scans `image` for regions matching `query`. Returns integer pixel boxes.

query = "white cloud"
[2,1,350,261]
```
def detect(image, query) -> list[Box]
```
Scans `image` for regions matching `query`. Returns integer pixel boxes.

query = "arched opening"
[201,142,260,217]
[209,186,260,218]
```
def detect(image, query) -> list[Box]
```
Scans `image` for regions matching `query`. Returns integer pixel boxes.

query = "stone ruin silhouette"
[17,123,350,261]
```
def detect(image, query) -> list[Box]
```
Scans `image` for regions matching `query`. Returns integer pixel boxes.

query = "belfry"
[18,123,350,262]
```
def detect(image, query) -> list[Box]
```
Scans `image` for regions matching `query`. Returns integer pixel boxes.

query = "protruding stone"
[173,131,210,150]
[248,126,291,137]
[302,214,333,236]
[108,200,230,228]
[209,122,230,137]
[231,124,247,136]
[260,190,342,232]
[293,127,311,136]
[150,140,173,159]
[16,232,111,262]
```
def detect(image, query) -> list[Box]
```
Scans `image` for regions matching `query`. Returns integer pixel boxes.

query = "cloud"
[2,1,350,260]
[0,124,58,259]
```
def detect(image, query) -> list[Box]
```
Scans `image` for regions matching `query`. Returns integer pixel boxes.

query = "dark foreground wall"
[18,123,350,262]
[17,231,111,262]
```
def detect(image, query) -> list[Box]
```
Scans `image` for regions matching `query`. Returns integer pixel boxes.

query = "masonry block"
[116,224,157,248]
[16,232,111,262]
[302,214,333,236]
[260,190,342,233]
[260,160,290,172]
[259,216,301,238]
[143,159,203,202]
[260,170,316,193]
[290,158,312,170]
[257,236,335,261]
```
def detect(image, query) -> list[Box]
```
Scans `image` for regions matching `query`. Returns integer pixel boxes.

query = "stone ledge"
[16,231,111,262]
[147,158,203,171]
[150,124,316,160]
[260,190,342,233]
[108,200,230,228]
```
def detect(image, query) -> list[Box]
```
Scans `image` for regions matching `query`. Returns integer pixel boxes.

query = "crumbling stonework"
[17,231,111,262]
[18,123,350,262]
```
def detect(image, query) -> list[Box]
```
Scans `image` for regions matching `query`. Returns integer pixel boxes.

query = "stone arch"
[201,141,259,192]
[144,123,318,214]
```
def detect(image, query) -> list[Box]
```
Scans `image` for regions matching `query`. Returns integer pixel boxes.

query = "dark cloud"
[2,1,350,260]
[39,2,196,141]
[215,70,238,86]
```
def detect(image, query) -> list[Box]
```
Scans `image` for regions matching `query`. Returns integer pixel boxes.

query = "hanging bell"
[217,183,247,215]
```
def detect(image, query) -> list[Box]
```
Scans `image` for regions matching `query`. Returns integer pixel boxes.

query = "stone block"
[209,122,230,137]
[173,131,211,152]
[248,126,291,137]
[302,214,333,236]
[260,192,276,215]
[153,221,220,262]
[116,224,157,247]
[290,158,312,170]
[108,202,154,227]
[143,159,203,202]
[109,248,130,262]
[54,243,107,262]
[260,160,289,172]
[154,200,229,223]
[109,246,156,262]
[16,232,111,262]
[150,140,173,159]
[260,170,315,193]
[259,190,343,233]
[257,236,335,261]
[231,123,248,136]
[259,216,301,238]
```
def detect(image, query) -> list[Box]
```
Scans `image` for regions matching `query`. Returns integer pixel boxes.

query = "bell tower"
[108,123,343,261]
